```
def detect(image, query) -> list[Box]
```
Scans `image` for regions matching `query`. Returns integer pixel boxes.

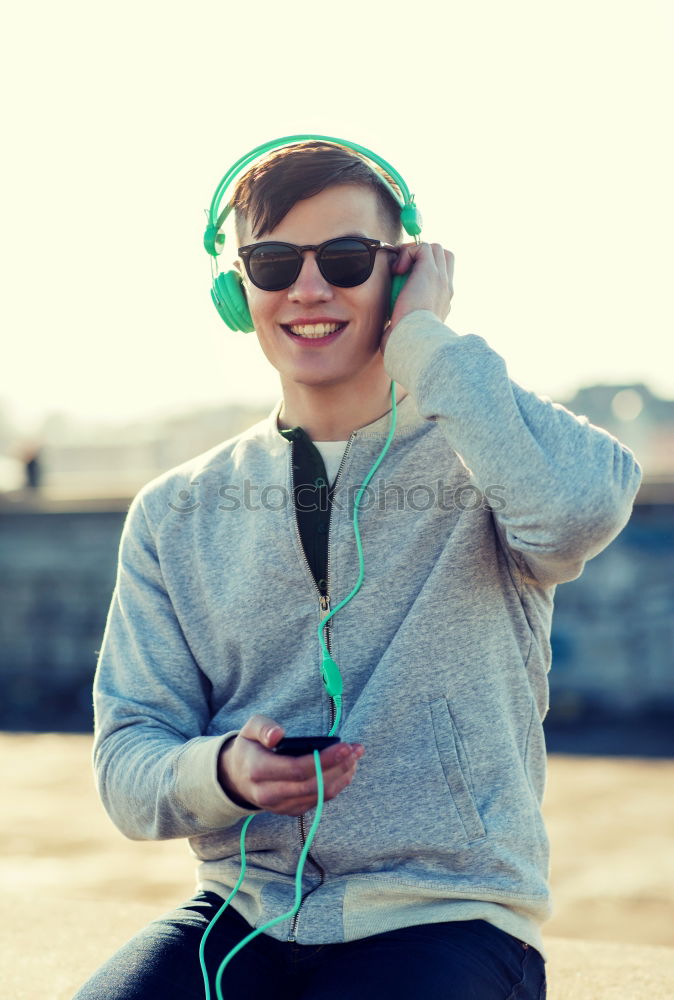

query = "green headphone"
[203,133,423,332]
[199,136,423,1000]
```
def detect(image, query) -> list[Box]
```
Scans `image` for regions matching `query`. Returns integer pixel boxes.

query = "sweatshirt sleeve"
[383,310,643,589]
[92,489,262,842]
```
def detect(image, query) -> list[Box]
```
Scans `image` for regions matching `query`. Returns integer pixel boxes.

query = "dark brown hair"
[231,141,404,245]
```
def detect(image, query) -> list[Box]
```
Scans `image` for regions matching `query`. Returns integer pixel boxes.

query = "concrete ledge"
[2,897,159,1000]
[3,895,674,999]
[0,490,132,512]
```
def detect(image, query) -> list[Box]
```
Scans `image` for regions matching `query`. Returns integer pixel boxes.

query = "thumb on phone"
[239,713,285,749]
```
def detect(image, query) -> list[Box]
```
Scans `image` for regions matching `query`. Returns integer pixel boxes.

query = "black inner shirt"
[278,426,340,597]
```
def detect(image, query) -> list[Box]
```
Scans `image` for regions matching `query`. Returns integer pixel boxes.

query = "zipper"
[286,431,356,943]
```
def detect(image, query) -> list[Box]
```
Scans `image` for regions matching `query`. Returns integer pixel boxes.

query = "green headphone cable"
[199,754,325,1000]
[320,379,399,736]
[199,380,398,999]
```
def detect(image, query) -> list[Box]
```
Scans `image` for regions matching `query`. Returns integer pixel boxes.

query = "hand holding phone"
[217,715,365,817]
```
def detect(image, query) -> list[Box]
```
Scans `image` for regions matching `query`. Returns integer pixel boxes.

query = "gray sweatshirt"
[92,309,642,961]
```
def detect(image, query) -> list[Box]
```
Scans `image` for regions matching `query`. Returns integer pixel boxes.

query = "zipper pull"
[319,594,331,620]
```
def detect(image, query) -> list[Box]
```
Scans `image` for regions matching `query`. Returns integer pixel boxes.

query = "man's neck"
[278,371,406,441]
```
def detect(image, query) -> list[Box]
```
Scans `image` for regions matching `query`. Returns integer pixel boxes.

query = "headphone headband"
[203,133,422,257]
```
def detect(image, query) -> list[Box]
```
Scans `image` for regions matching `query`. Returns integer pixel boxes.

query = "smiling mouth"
[281,322,348,341]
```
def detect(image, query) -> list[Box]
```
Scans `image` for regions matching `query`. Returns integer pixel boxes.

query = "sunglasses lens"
[321,239,373,287]
[248,244,300,291]
[245,239,375,290]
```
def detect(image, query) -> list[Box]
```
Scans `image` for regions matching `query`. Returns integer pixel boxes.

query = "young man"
[75,141,642,999]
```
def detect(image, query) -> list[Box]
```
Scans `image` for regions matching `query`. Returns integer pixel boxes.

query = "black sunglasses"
[237,236,398,292]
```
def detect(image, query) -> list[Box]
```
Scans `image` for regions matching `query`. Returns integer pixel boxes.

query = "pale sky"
[2,0,672,437]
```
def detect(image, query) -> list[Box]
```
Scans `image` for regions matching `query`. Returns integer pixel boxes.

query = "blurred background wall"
[0,387,672,750]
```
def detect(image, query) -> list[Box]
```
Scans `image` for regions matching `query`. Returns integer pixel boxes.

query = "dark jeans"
[73,890,547,999]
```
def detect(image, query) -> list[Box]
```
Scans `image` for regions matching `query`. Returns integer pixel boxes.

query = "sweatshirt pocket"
[429,697,487,843]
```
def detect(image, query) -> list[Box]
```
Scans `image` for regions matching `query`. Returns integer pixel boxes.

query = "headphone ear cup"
[388,272,408,321]
[211,271,255,332]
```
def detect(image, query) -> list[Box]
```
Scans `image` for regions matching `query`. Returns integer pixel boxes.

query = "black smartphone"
[273,736,340,757]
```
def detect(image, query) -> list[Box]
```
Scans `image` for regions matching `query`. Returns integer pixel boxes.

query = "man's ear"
[231,259,248,301]
[233,259,246,290]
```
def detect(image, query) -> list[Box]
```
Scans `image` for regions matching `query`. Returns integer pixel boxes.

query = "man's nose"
[288,251,332,298]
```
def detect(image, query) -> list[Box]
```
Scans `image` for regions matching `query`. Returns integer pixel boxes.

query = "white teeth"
[288,322,345,338]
